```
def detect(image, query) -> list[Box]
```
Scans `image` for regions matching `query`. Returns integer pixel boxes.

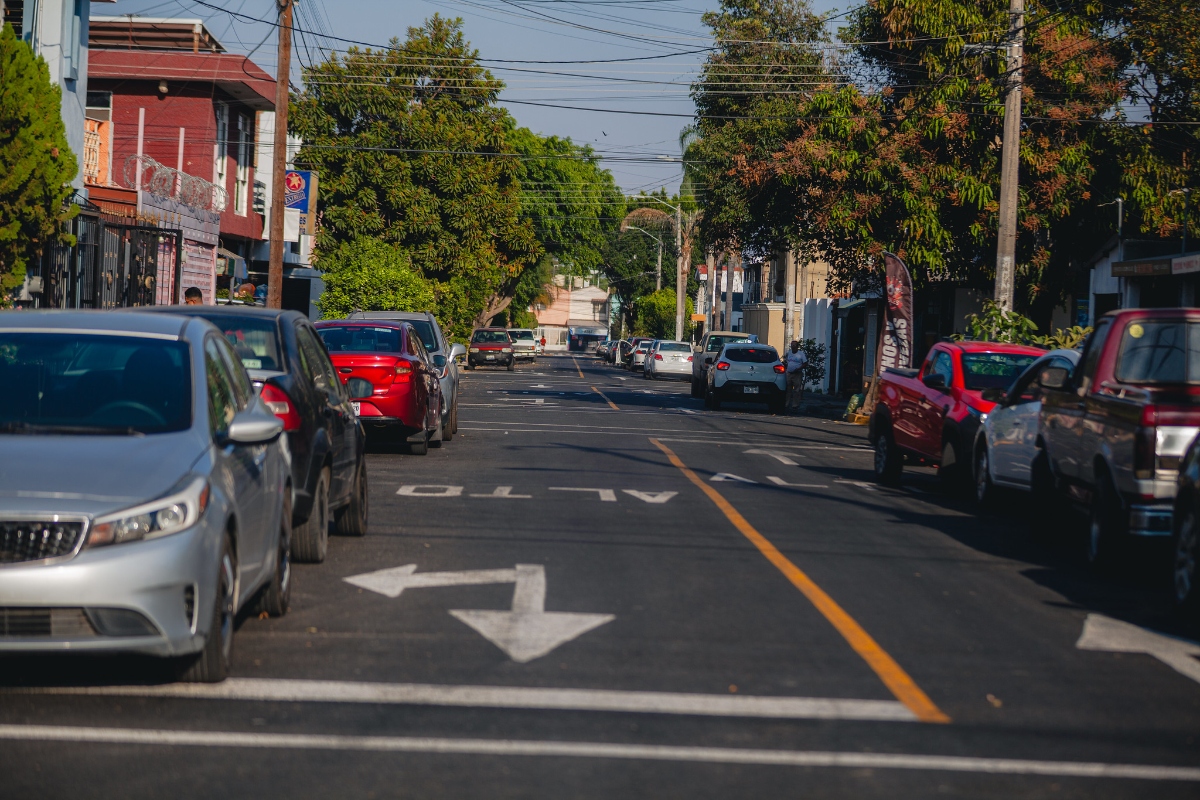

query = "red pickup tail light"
[773,363,786,374]
[716,361,731,371]
[1135,405,1200,479]
[260,383,301,431]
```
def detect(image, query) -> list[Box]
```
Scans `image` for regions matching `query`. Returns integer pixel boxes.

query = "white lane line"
[767,476,830,489]
[3,725,1199,781]
[17,679,913,721]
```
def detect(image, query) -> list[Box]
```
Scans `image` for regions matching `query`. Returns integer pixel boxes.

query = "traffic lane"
[228,429,897,702]
[7,741,1199,800]
[653,438,1200,740]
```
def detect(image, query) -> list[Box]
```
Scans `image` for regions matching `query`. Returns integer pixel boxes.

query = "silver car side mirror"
[223,409,283,445]
[450,343,467,359]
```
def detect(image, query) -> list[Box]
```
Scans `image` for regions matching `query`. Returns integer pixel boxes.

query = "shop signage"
[1112,258,1172,277]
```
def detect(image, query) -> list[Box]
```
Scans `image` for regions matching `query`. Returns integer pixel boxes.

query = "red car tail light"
[773,363,786,374]
[655,354,663,361]
[687,356,693,362]
[716,361,731,371]
[393,360,414,383]
[260,383,301,431]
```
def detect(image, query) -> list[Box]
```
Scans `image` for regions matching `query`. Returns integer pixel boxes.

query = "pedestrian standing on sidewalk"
[785,340,807,412]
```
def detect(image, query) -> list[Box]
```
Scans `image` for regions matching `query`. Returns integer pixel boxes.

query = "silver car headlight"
[89,476,210,548]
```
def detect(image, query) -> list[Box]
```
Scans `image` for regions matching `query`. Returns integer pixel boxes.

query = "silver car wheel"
[216,549,236,663]
[975,446,991,504]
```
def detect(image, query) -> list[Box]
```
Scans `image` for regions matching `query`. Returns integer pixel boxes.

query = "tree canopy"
[0,23,77,288]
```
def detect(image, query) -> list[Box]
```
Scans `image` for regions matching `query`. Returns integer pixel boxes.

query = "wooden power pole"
[266,0,294,310]
[993,0,1024,313]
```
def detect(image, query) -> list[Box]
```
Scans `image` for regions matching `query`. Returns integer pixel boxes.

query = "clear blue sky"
[106,0,843,194]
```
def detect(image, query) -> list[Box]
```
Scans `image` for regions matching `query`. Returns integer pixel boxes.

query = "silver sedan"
[645,340,694,379]
[0,311,291,682]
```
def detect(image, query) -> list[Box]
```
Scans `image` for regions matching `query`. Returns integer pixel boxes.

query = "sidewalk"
[786,393,850,421]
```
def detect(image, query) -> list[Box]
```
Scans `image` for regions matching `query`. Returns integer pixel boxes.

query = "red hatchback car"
[315,321,443,454]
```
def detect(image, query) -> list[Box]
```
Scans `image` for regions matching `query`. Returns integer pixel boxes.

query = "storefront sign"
[284,170,319,235]
[1173,254,1200,275]
[1112,258,1172,277]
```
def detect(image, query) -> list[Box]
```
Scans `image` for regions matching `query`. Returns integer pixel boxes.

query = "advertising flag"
[283,170,319,236]
[880,252,914,370]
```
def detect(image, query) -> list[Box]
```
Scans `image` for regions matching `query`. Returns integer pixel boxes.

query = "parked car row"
[868,308,1200,616]
[0,302,477,683]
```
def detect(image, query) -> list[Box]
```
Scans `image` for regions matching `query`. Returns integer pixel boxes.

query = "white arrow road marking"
[767,476,829,488]
[344,564,613,662]
[710,473,757,484]
[745,449,801,466]
[1076,613,1200,685]
[469,486,532,499]
[549,487,618,501]
[622,490,678,504]
[834,479,877,492]
[397,485,463,497]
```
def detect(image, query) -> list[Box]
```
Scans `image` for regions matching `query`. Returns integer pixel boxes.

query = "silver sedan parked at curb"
[0,311,292,682]
[644,340,694,379]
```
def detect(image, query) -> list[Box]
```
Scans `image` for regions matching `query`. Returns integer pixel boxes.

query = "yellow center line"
[591,386,620,411]
[649,438,950,725]
[570,356,586,380]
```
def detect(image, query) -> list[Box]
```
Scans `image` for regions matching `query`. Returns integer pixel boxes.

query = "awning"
[217,248,247,279]
[836,298,867,312]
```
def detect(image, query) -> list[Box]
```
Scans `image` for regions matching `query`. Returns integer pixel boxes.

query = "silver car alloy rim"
[1176,512,1197,605]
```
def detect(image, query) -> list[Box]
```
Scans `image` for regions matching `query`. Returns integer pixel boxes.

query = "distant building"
[535,276,609,349]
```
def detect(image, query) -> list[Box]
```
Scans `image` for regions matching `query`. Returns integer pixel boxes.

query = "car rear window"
[724,346,780,363]
[961,353,1038,390]
[659,342,691,353]
[707,335,750,353]
[0,333,192,434]
[472,330,510,344]
[196,315,282,371]
[1116,320,1200,383]
[318,326,404,353]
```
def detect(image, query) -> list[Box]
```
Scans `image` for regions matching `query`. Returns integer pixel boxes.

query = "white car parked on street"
[644,340,693,379]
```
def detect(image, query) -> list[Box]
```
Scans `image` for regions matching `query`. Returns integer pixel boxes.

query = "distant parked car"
[507,328,538,363]
[705,343,786,413]
[596,341,611,359]
[972,349,1081,506]
[0,310,291,682]
[316,320,444,455]
[629,338,654,371]
[610,340,632,365]
[144,306,366,563]
[467,327,515,370]
[646,340,694,380]
[347,311,465,444]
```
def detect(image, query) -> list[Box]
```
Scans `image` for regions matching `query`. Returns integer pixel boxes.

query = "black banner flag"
[880,252,913,370]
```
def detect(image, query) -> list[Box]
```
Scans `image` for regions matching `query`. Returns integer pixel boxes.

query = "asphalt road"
[3,354,1200,798]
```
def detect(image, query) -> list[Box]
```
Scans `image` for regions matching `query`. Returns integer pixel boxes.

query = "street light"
[623,226,664,291]
[627,195,685,340]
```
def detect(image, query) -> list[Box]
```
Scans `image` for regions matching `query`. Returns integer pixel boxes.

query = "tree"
[0,23,77,290]
[316,236,435,319]
[634,289,694,339]
[290,16,540,339]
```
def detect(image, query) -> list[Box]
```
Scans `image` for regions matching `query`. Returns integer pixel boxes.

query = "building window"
[234,114,250,215]
[214,105,228,189]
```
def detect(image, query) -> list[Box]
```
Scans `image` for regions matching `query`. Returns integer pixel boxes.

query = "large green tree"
[0,23,77,292]
[316,236,435,319]
[290,16,539,338]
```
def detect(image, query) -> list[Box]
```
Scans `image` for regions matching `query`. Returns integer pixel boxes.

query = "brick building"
[84,17,274,303]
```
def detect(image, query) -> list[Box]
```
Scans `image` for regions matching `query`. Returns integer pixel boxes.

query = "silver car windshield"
[0,333,192,434]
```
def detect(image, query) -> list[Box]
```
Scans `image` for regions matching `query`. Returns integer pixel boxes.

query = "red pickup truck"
[1038,308,1200,565]
[869,341,1045,485]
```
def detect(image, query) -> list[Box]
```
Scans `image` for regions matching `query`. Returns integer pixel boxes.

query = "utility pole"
[993,0,1024,313]
[266,0,294,310]
[783,249,797,346]
[674,205,684,341]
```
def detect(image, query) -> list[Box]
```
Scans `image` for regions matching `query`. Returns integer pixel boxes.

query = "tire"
[430,413,444,448]
[1173,506,1200,616]
[1088,474,1122,568]
[768,397,785,415]
[334,462,368,537]
[690,379,702,399]
[707,388,722,410]
[293,468,329,564]
[252,487,292,617]
[410,431,429,456]
[974,444,995,508]
[507,360,515,372]
[465,362,474,371]
[443,400,456,442]
[176,533,235,682]
[937,439,965,491]
[873,426,902,485]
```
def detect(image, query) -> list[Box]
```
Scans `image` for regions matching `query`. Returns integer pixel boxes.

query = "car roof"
[706,331,745,337]
[0,309,194,339]
[474,326,509,331]
[140,304,300,322]
[348,310,434,321]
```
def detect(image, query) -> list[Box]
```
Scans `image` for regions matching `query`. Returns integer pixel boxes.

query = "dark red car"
[315,321,443,454]
[466,327,515,370]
